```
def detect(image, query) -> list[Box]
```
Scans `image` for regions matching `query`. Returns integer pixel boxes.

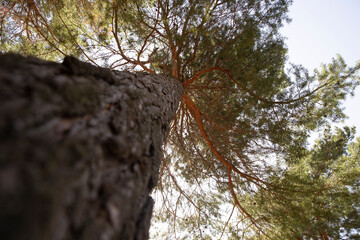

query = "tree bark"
[320,231,330,240]
[0,53,183,240]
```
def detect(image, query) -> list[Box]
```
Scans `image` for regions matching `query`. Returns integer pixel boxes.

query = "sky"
[280,0,360,137]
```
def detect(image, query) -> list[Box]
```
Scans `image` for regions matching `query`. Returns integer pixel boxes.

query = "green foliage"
[246,127,360,239]
[2,0,360,239]
[0,0,114,62]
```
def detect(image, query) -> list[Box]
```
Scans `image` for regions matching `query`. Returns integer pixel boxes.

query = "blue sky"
[281,0,360,137]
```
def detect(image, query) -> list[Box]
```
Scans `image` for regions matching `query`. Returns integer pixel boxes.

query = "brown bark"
[0,53,183,240]
[320,231,330,240]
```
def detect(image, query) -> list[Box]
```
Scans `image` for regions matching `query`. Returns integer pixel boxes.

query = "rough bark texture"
[0,53,183,240]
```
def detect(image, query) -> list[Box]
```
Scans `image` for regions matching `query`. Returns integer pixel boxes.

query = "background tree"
[244,126,360,239]
[1,0,360,238]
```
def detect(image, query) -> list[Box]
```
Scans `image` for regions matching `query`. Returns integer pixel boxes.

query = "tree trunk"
[0,53,183,240]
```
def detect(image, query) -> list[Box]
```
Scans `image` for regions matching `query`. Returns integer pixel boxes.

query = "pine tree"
[245,126,360,239]
[1,0,360,239]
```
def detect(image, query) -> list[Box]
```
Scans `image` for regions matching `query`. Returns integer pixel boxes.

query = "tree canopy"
[1,0,360,239]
